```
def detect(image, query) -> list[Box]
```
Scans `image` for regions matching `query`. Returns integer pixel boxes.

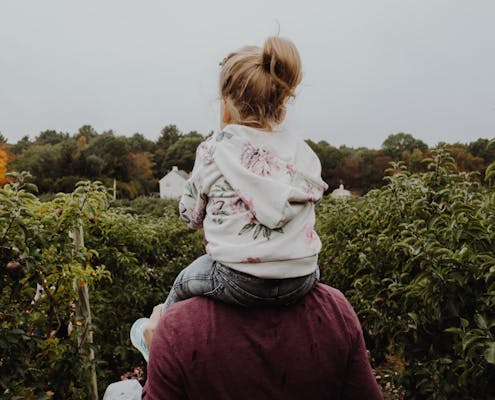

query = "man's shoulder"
[303,283,356,316]
[312,282,346,299]
[159,282,360,356]
[164,283,351,318]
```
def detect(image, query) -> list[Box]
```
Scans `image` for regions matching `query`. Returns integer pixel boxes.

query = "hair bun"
[261,53,272,73]
[218,37,302,129]
[261,36,302,93]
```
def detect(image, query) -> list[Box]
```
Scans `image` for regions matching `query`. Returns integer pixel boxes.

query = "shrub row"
[1,174,203,398]
[317,149,495,399]
[1,147,494,398]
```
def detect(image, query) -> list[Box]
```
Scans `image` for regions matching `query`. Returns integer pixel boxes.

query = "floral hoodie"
[179,124,328,279]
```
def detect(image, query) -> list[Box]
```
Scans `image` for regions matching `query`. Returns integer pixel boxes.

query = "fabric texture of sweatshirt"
[179,123,328,279]
[142,284,384,400]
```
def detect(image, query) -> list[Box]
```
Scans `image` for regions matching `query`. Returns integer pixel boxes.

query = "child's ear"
[222,99,232,124]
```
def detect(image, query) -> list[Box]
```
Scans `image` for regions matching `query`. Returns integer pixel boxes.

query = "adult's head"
[219,36,303,130]
[142,284,383,400]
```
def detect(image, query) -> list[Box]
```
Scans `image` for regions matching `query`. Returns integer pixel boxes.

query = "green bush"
[85,205,203,388]
[110,196,178,217]
[0,173,109,399]
[317,148,495,399]
[0,175,203,398]
[2,147,494,398]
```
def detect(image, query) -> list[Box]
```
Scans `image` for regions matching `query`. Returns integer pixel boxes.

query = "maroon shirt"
[143,284,383,400]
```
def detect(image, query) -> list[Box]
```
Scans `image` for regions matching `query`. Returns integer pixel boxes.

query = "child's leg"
[214,264,320,307]
[131,254,218,362]
[162,254,219,314]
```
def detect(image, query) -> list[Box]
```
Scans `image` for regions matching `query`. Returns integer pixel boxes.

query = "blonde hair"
[219,36,302,130]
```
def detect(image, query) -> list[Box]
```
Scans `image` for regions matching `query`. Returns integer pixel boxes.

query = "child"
[131,36,328,361]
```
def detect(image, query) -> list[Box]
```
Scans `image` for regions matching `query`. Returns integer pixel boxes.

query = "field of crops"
[1,149,494,399]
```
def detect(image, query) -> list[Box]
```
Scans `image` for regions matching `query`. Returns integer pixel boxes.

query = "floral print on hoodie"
[179,124,328,279]
[240,143,279,177]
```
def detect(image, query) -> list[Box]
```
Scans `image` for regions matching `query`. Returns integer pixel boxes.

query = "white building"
[331,184,351,199]
[159,166,189,199]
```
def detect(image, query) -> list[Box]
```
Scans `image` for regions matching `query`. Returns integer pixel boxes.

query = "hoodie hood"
[213,124,328,229]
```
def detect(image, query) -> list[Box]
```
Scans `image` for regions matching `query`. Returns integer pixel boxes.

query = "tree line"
[0,126,493,197]
[308,133,494,192]
[0,125,203,198]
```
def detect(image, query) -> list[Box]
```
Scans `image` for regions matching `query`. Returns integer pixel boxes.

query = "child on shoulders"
[131,36,328,361]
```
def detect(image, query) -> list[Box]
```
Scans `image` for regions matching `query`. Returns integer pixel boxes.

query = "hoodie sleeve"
[179,138,220,229]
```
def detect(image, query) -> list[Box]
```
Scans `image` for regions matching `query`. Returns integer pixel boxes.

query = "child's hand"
[143,304,163,350]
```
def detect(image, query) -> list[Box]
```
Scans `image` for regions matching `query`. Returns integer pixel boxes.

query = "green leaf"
[485,163,495,181]
[484,342,495,365]
[474,313,487,330]
[444,327,462,335]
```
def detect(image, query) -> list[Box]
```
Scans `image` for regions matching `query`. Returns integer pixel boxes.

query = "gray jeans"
[163,255,319,313]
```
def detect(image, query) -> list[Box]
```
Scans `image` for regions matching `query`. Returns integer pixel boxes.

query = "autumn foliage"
[0,143,14,187]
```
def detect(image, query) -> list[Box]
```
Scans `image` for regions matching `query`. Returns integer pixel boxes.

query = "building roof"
[160,166,190,182]
[331,184,351,198]
[176,170,189,180]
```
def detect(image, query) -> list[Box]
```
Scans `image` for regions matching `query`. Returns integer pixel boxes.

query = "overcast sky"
[1,0,494,148]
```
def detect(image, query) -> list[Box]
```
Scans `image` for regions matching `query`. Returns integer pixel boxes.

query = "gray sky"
[1,0,494,149]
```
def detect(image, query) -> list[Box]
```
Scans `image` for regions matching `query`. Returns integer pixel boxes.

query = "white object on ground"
[103,379,142,400]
